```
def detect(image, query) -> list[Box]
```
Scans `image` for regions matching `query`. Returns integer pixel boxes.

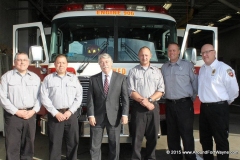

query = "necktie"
[104,75,109,95]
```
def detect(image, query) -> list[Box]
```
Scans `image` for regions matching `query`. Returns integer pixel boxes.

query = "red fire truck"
[12,3,218,143]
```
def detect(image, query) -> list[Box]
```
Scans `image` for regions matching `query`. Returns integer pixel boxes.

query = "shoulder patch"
[227,69,234,77]
[192,68,197,74]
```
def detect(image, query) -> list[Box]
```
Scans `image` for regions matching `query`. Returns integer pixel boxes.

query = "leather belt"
[166,97,191,103]
[19,107,33,110]
[133,100,158,104]
[202,101,227,106]
[57,108,69,113]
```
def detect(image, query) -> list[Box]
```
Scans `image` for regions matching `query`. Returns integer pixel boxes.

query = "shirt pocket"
[8,80,21,94]
[8,80,20,86]
[163,72,170,82]
[26,80,39,87]
[211,74,221,85]
[48,82,60,95]
[26,80,39,96]
[148,76,160,86]
[66,82,77,95]
[135,77,144,88]
[174,72,189,84]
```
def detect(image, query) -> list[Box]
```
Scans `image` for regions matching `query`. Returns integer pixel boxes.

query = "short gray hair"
[14,52,29,60]
[98,53,113,64]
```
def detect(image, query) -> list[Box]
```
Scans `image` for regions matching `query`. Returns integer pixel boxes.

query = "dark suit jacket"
[87,71,129,126]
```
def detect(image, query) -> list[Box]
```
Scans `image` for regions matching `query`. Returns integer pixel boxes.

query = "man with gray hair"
[0,52,41,160]
[87,53,129,160]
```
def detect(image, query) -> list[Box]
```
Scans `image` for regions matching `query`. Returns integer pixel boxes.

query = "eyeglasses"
[15,59,29,62]
[200,50,214,56]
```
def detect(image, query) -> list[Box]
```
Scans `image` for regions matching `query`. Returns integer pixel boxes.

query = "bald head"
[201,44,216,66]
[201,44,214,51]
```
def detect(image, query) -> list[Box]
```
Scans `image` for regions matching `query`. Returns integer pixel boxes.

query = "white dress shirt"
[198,59,239,104]
[102,70,113,86]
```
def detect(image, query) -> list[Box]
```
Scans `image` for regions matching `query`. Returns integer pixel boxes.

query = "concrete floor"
[0,105,240,160]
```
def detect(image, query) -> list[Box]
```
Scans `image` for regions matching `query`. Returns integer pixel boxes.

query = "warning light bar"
[60,3,168,14]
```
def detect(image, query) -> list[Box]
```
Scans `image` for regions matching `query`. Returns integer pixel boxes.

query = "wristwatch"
[148,97,153,103]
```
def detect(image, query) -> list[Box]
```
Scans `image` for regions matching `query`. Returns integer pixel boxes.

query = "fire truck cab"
[12,3,218,143]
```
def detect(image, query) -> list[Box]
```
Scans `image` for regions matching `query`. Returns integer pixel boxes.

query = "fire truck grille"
[78,76,90,106]
[78,76,134,107]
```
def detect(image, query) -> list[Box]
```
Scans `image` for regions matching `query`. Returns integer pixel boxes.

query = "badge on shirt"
[192,68,197,74]
[227,69,234,77]
[212,69,216,76]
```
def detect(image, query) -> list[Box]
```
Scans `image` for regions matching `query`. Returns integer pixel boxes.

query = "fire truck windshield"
[49,16,177,63]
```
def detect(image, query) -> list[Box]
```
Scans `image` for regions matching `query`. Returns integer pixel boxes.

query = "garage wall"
[17,1,31,53]
[0,1,37,53]
[219,27,240,65]
[0,0,17,51]
[218,26,240,83]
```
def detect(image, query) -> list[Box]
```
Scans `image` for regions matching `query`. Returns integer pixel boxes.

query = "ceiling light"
[208,23,214,27]
[218,15,232,22]
[193,30,201,34]
[163,2,172,10]
[237,11,240,14]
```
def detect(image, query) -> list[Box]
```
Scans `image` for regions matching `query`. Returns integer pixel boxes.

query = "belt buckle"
[203,103,210,106]
[218,101,224,104]
[172,99,177,104]
[58,108,68,113]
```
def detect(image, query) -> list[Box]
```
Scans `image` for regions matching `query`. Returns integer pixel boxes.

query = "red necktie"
[104,75,109,95]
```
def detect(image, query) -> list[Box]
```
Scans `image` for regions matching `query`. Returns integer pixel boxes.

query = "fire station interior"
[0,0,240,159]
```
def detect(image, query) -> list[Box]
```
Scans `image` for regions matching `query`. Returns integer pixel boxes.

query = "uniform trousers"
[90,114,121,160]
[131,101,160,160]
[4,110,36,160]
[166,98,196,160]
[47,112,79,160]
[199,101,229,160]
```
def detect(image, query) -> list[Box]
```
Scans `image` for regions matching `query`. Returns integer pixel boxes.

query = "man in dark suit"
[87,53,129,160]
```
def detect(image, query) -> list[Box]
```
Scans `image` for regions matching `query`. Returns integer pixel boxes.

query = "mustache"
[102,66,109,69]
